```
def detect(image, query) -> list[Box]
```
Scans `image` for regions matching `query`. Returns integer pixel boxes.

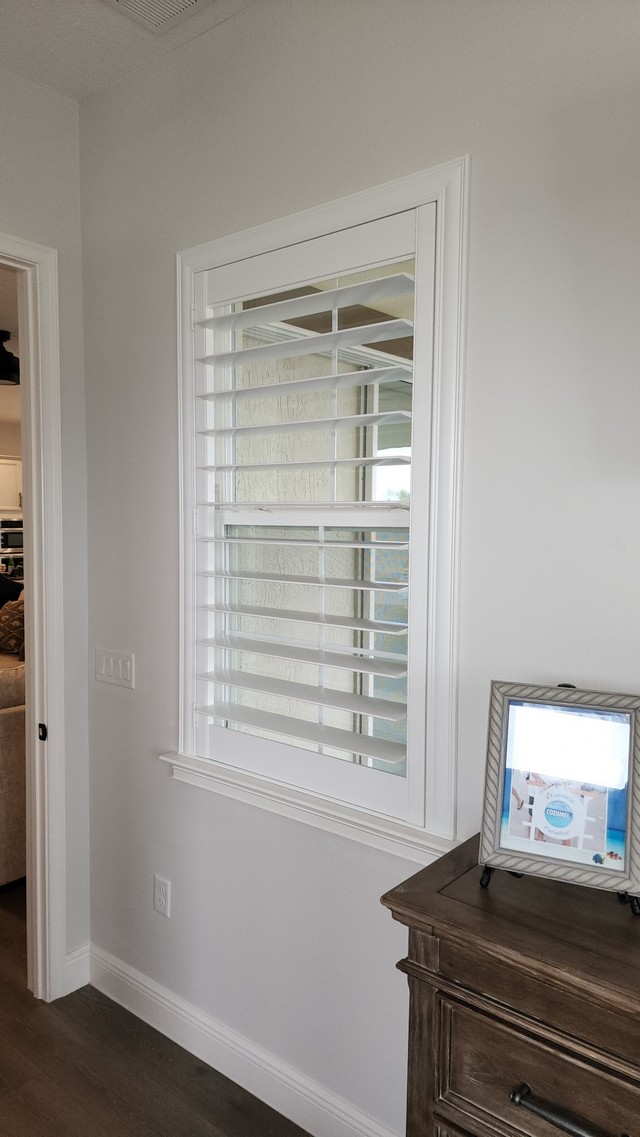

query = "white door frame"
[0,231,66,1001]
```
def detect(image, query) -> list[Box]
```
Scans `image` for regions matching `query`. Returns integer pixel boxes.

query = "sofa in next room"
[0,579,26,887]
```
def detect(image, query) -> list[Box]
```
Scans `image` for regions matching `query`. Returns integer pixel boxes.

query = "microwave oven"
[0,521,23,550]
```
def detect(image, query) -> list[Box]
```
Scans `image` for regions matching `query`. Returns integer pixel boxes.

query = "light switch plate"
[95,647,135,689]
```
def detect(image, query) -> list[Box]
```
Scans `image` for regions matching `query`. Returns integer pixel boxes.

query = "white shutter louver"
[193,263,415,771]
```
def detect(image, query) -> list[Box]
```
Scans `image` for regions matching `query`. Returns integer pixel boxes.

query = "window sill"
[159,751,457,864]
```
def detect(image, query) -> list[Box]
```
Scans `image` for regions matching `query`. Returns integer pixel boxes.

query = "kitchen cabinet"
[0,458,22,512]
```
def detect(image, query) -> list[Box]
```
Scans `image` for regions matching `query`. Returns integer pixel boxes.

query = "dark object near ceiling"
[0,331,19,385]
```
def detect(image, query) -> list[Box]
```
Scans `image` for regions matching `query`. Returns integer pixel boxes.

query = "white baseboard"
[90,944,399,1137]
[64,942,91,993]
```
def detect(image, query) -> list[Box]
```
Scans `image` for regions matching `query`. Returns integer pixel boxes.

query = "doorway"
[0,264,26,952]
[0,232,67,1001]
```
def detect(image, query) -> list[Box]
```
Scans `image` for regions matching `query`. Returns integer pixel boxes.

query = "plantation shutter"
[184,205,436,819]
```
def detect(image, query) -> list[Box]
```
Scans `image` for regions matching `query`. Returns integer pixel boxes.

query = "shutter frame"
[176,165,467,838]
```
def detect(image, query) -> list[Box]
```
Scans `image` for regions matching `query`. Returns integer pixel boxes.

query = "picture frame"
[479,680,640,895]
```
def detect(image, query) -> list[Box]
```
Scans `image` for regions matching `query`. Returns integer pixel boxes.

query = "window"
[170,162,467,853]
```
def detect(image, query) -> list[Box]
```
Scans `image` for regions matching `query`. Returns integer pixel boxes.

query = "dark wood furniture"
[381,835,640,1137]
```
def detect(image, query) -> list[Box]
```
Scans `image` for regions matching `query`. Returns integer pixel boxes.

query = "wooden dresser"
[381,835,640,1137]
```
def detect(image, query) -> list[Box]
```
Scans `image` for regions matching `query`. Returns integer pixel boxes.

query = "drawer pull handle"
[510,1083,625,1137]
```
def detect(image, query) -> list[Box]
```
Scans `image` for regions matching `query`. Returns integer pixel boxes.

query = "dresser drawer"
[436,997,638,1137]
[436,937,640,1063]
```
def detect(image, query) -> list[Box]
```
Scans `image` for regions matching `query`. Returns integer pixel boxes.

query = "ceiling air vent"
[101,0,218,34]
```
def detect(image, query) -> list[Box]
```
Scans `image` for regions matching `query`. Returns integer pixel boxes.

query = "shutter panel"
[193,259,414,770]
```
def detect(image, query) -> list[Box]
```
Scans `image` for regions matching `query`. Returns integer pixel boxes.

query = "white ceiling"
[0,0,257,100]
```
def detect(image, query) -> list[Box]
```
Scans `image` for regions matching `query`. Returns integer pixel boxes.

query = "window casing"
[171,163,467,851]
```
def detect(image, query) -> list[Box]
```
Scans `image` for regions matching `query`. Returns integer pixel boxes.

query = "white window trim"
[161,157,469,863]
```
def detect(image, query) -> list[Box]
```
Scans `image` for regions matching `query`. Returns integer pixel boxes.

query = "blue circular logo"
[544,800,573,830]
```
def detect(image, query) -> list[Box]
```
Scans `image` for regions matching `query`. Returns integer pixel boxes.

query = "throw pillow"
[0,593,24,655]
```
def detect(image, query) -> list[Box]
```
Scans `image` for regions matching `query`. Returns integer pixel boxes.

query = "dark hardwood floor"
[0,882,311,1137]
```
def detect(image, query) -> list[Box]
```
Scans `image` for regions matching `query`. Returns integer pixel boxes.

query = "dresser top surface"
[381,834,640,1006]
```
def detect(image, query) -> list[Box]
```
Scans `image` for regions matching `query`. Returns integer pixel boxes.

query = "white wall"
[80,2,640,1133]
[0,68,89,952]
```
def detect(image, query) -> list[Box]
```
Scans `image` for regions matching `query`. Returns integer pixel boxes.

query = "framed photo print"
[479,681,640,894]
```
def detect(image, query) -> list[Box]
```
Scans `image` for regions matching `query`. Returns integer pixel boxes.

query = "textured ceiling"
[0,0,256,99]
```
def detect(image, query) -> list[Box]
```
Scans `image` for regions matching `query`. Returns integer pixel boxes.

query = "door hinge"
[38,723,48,742]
